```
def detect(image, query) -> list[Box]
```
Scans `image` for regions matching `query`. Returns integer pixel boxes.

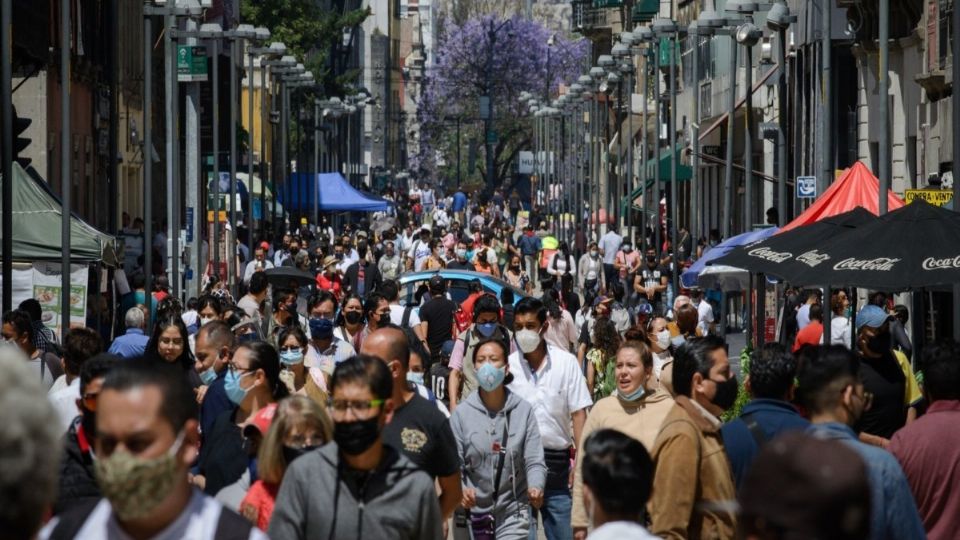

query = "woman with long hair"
[333,294,365,350]
[144,315,200,387]
[239,395,332,530]
[277,326,309,394]
[585,318,622,401]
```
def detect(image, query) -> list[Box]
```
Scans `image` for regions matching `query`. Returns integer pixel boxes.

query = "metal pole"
[184,18,201,299]
[456,118,462,187]
[247,46,256,260]
[229,37,238,295]
[260,64,268,243]
[723,34,738,238]
[143,12,153,330]
[60,0,71,341]
[108,0,119,234]
[953,0,960,339]
[1,0,13,312]
[641,53,648,254]
[691,31,701,246]
[669,33,679,294]
[777,28,787,225]
[822,0,832,196]
[878,0,889,214]
[485,23,496,194]
[745,38,754,231]
[281,82,288,233]
[653,39,661,256]
[212,37,220,281]
[627,67,635,245]
[314,100,320,228]
[165,13,180,300]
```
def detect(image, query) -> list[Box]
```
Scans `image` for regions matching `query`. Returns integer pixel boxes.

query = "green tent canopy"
[625,144,692,210]
[0,163,117,265]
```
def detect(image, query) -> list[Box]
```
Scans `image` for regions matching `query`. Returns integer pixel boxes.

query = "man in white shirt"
[49,328,103,431]
[796,289,819,331]
[407,226,434,272]
[273,233,292,267]
[41,360,267,539]
[692,289,715,336]
[242,246,274,285]
[381,281,427,343]
[598,229,622,289]
[508,297,592,540]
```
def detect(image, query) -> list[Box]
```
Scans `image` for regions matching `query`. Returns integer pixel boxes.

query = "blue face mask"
[476,322,498,338]
[280,349,304,366]
[619,386,646,402]
[224,369,251,406]
[476,362,506,392]
[309,317,335,340]
[199,366,217,386]
[406,371,424,386]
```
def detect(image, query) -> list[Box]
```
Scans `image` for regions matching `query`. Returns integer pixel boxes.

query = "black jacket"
[54,419,100,515]
[343,260,382,296]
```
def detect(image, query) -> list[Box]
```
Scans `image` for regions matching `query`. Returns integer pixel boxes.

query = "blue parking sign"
[797,176,817,199]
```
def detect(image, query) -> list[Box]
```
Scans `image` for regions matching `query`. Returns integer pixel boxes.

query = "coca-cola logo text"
[748,247,792,263]
[921,256,960,270]
[796,250,830,268]
[833,257,900,271]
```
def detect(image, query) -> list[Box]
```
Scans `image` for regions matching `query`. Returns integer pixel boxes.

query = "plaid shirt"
[33,321,59,355]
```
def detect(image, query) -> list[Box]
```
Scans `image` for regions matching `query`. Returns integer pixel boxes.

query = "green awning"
[0,163,117,265]
[624,144,692,210]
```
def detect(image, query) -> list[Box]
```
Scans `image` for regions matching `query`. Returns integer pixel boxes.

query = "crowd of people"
[1,184,957,540]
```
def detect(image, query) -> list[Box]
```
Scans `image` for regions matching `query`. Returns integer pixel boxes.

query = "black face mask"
[333,417,381,455]
[646,255,657,264]
[80,408,97,440]
[710,375,739,411]
[290,248,300,255]
[282,444,322,465]
[867,332,892,355]
[344,311,363,325]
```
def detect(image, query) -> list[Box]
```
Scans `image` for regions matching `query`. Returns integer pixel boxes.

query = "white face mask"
[199,317,214,327]
[515,329,542,354]
[656,329,671,350]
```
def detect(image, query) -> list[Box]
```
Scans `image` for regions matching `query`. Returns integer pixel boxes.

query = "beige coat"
[650,396,737,539]
[571,387,675,529]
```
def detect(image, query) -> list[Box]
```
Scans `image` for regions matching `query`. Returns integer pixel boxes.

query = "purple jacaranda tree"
[414,14,589,189]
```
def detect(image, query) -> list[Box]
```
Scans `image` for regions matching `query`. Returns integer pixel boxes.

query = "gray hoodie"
[268,442,443,540]
[450,389,546,517]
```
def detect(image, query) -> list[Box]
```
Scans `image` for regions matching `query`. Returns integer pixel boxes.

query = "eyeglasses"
[327,398,384,417]
[285,433,324,448]
[81,391,100,412]
[228,362,256,376]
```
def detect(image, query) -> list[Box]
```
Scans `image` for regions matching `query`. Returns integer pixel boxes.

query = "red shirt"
[316,273,343,302]
[240,480,279,531]
[889,400,960,540]
[792,320,823,353]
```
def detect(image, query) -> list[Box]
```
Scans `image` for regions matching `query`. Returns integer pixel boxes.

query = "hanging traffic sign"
[796,176,817,199]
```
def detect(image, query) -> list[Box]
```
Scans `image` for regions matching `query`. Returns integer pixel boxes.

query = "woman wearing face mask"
[362,292,391,337]
[424,239,447,271]
[277,327,309,394]
[546,241,576,291]
[334,294,365,350]
[450,339,546,540]
[503,256,531,294]
[145,316,202,389]
[571,341,675,540]
[647,316,675,396]
[240,395,332,530]
[194,340,290,498]
[578,242,605,296]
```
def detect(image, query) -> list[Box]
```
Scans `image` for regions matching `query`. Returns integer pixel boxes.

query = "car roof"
[398,269,526,296]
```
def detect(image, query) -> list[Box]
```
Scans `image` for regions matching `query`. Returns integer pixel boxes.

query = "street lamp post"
[484,19,513,195]
[653,17,681,294]
[732,5,761,232]
[246,39,284,248]
[766,2,796,227]
[630,27,653,252]
[719,7,740,239]
[590,65,605,239]
[615,34,636,243]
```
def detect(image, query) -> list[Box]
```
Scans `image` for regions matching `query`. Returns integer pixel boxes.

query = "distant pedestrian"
[107,307,150,359]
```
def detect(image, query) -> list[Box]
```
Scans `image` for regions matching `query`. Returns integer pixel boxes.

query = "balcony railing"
[573,1,612,31]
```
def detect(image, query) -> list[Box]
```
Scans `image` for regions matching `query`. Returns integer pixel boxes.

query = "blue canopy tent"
[281,172,389,212]
[681,227,778,290]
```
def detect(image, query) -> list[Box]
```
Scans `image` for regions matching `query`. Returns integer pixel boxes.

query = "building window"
[939,0,952,70]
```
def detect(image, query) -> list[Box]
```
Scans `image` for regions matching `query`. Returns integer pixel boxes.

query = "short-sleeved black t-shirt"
[383,392,459,479]
[638,265,672,304]
[857,352,907,439]
[420,296,457,357]
[446,260,473,271]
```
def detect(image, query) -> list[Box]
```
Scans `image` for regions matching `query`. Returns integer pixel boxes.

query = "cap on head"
[855,305,893,332]
[429,275,446,292]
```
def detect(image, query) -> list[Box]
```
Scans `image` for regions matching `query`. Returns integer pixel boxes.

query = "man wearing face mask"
[378,240,403,281]
[54,354,119,515]
[801,345,926,540]
[508,297,592,540]
[269,355,443,539]
[195,321,236,440]
[636,249,670,315]
[361,328,462,521]
[448,294,516,411]
[446,240,473,270]
[266,288,304,348]
[649,336,737,538]
[344,241,382,297]
[853,305,923,444]
[42,360,266,539]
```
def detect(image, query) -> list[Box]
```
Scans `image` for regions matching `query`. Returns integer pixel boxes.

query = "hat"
[420,224,432,233]
[739,432,871,540]
[855,305,893,332]
[635,302,654,316]
[592,295,611,308]
[259,241,271,251]
[429,274,446,291]
[322,255,338,269]
[356,230,368,238]
[242,403,278,437]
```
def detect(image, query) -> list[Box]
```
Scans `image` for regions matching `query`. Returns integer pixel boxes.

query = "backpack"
[453,307,472,335]
[401,305,414,327]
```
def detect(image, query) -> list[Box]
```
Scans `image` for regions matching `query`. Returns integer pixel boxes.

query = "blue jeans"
[528,488,572,540]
